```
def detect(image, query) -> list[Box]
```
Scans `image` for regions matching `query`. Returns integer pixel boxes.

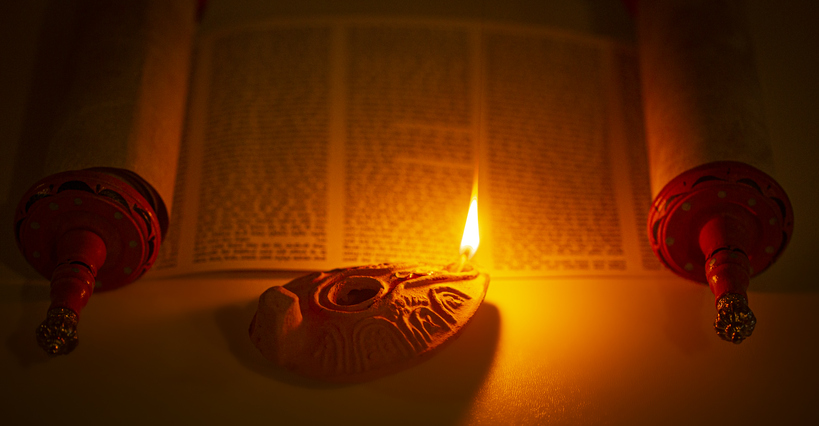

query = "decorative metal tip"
[36,308,79,355]
[714,293,756,344]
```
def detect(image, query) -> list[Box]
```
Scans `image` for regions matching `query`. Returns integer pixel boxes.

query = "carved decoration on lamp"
[249,262,489,382]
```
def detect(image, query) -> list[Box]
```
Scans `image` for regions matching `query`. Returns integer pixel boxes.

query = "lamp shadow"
[361,302,501,424]
[213,298,345,389]
[213,297,501,398]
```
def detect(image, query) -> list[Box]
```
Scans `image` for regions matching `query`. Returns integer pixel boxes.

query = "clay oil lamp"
[250,193,489,382]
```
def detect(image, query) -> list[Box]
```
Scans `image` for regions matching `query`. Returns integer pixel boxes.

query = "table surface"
[2,1,819,425]
[2,273,818,425]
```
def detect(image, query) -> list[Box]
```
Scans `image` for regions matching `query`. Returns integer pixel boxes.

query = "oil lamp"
[249,195,488,382]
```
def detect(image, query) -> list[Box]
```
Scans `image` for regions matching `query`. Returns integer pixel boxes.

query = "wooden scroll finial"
[15,168,167,355]
[648,161,793,343]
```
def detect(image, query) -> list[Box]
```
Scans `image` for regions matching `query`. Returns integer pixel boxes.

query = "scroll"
[12,0,197,354]
[637,0,794,343]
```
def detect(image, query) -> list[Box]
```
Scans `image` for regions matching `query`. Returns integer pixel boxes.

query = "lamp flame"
[460,196,480,259]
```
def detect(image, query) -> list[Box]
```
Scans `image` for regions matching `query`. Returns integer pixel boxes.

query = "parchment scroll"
[637,0,775,195]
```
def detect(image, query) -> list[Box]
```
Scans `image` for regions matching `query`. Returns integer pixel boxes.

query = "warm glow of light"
[460,196,480,259]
